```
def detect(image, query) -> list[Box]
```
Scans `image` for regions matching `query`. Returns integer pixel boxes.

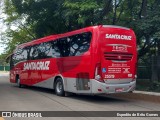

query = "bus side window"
[20,48,28,61]
[12,48,25,64]
[51,40,60,58]
[25,46,31,60]
[57,37,70,57]
[70,32,92,56]
[44,42,52,58]
[38,43,47,59]
[30,45,39,60]
[10,54,14,70]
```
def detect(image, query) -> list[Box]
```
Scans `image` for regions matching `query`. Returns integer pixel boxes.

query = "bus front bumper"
[91,79,136,94]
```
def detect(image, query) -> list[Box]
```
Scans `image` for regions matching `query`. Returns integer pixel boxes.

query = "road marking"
[0,117,5,120]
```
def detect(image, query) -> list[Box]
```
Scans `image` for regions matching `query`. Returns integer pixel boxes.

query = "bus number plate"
[115,88,124,92]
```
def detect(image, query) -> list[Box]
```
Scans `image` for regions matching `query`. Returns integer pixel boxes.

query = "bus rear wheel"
[17,77,22,88]
[55,78,65,96]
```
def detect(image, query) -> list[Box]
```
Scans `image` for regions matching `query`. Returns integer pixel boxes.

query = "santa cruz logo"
[106,34,132,40]
[24,61,50,70]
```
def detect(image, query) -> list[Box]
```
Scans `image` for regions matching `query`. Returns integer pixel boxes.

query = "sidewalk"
[134,90,160,96]
[110,90,160,103]
[0,71,9,76]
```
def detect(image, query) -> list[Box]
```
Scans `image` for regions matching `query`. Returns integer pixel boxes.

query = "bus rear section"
[92,25,137,94]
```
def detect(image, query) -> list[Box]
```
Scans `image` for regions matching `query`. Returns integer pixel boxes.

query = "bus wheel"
[55,78,65,96]
[17,77,22,88]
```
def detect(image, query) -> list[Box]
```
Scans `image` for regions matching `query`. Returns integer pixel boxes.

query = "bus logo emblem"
[118,56,121,60]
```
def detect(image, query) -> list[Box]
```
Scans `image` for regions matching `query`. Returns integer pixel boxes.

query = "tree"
[1,0,160,69]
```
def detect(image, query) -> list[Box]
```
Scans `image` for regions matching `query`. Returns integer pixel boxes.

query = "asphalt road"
[0,73,160,120]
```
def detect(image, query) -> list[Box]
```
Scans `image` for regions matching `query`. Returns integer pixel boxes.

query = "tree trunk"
[139,0,147,19]
[99,0,112,22]
[157,40,160,82]
[157,56,160,82]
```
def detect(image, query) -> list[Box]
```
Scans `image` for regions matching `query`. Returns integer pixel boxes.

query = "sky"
[0,18,7,55]
[0,0,7,55]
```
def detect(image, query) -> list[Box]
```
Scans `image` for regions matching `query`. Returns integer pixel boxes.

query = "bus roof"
[17,26,96,48]
[16,25,131,48]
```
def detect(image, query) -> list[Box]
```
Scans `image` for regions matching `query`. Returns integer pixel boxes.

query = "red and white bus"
[9,25,137,96]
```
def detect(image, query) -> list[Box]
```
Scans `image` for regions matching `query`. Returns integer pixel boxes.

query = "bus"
[9,25,137,96]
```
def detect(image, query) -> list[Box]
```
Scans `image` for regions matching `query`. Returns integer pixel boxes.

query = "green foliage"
[63,0,99,27]
[1,0,160,61]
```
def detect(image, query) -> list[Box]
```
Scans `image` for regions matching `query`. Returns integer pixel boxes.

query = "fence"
[0,65,10,71]
[137,66,151,80]
[136,56,160,92]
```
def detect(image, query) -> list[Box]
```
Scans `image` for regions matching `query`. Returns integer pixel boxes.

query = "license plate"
[115,88,124,92]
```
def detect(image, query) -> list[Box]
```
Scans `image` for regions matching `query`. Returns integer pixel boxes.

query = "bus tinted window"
[20,32,92,60]
[13,47,29,64]
[29,42,53,60]
[38,42,52,59]
[50,32,92,57]
[51,40,60,57]
[58,37,70,57]
[70,32,92,56]
[30,45,39,60]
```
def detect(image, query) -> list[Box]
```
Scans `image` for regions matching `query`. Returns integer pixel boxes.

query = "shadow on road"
[11,84,129,104]
[0,75,131,104]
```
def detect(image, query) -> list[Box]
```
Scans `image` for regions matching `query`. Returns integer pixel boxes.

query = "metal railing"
[0,65,10,71]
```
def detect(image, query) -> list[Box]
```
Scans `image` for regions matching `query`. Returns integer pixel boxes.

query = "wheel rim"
[56,81,63,93]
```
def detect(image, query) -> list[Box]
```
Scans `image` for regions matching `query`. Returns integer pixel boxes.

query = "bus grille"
[104,52,133,61]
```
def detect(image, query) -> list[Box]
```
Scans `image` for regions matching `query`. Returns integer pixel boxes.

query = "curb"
[134,91,160,96]
[109,91,160,103]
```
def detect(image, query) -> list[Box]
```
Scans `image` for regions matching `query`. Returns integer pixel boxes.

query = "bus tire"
[17,77,22,88]
[55,78,65,96]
